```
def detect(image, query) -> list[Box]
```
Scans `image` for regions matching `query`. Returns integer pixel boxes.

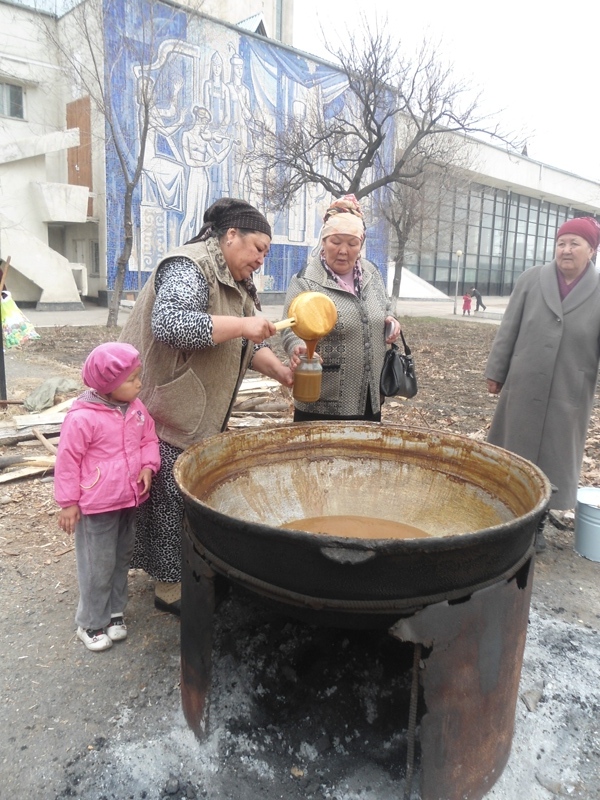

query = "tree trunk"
[107,183,134,328]
[391,237,407,300]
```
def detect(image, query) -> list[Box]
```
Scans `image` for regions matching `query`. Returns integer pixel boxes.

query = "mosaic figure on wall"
[103,1,385,295]
[226,47,255,198]
[179,106,235,244]
[202,51,231,203]
[139,75,186,211]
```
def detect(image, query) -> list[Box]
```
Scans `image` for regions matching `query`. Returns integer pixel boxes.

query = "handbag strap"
[399,330,411,355]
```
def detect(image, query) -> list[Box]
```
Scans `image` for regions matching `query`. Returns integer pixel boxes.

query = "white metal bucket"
[574,487,600,562]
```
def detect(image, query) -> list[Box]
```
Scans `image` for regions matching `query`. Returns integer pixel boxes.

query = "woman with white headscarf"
[281,194,401,421]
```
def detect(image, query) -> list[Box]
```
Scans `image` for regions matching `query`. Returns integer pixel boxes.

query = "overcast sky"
[292,0,600,183]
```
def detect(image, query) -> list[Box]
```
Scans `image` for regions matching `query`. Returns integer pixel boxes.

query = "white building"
[0,0,90,308]
[0,0,598,309]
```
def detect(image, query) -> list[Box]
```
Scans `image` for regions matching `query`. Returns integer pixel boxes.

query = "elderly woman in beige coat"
[485,216,600,546]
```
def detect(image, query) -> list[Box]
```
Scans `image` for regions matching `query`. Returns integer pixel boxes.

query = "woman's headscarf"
[320,194,366,242]
[185,198,272,309]
[188,197,272,243]
[318,194,366,297]
[556,217,600,251]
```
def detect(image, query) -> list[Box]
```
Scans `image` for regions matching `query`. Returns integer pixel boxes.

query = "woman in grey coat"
[485,216,600,521]
[281,195,401,421]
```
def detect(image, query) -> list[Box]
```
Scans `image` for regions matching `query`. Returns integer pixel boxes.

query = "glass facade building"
[404,182,599,296]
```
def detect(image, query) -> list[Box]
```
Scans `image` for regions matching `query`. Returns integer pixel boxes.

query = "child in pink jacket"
[55,343,160,652]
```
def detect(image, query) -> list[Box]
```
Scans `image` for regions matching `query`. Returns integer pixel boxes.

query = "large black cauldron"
[174,422,551,604]
[175,423,551,800]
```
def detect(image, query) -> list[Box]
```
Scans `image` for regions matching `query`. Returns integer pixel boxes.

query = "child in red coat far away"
[54,343,160,652]
[462,292,472,316]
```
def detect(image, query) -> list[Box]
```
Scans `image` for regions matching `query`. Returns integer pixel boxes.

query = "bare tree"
[42,0,197,326]
[379,159,472,303]
[260,19,515,211]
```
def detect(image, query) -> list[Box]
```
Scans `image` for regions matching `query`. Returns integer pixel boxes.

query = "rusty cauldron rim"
[173,421,552,552]
[175,423,551,601]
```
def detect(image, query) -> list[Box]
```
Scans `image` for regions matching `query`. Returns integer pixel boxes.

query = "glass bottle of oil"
[292,355,322,403]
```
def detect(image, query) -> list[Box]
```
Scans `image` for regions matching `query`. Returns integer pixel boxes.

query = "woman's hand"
[251,347,294,387]
[487,379,503,394]
[212,315,276,344]
[58,505,81,535]
[240,316,276,343]
[289,344,307,371]
[288,345,323,371]
[385,316,401,344]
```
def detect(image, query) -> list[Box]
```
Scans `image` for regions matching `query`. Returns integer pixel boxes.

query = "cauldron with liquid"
[174,422,550,607]
[174,423,551,800]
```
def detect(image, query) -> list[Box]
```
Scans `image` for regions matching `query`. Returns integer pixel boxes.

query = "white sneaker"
[77,626,113,651]
[106,615,127,642]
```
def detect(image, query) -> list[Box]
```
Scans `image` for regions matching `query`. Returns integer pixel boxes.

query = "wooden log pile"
[0,397,72,483]
[0,378,292,483]
[228,376,293,428]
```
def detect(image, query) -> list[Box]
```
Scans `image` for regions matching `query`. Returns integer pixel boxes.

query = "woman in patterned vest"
[120,198,293,615]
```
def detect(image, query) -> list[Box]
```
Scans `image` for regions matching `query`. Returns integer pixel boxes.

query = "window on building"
[480,227,492,257]
[74,240,87,264]
[492,229,504,258]
[0,82,24,119]
[91,241,100,275]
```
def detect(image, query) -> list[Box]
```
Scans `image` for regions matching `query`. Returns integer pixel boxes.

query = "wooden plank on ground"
[0,455,55,470]
[0,424,62,445]
[32,428,59,455]
[39,398,74,415]
[238,378,280,393]
[14,413,67,429]
[0,465,54,483]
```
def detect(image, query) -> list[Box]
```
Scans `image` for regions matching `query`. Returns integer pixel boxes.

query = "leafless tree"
[378,156,472,302]
[259,19,516,213]
[42,0,198,326]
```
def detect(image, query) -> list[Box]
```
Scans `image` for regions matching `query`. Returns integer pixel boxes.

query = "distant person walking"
[471,287,486,311]
[462,292,472,316]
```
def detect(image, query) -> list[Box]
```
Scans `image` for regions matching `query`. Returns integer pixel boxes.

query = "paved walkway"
[21,295,509,329]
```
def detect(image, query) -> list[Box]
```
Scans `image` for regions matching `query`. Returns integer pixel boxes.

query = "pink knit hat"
[82,342,141,394]
[556,217,600,251]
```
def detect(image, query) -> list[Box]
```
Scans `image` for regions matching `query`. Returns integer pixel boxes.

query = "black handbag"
[380,331,418,399]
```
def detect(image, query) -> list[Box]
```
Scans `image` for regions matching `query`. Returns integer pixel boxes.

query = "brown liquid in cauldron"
[280,514,431,539]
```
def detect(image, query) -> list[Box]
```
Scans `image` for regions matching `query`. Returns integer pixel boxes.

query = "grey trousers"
[74,508,136,630]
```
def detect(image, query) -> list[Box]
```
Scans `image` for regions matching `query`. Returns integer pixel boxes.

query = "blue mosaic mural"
[104,0,392,293]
